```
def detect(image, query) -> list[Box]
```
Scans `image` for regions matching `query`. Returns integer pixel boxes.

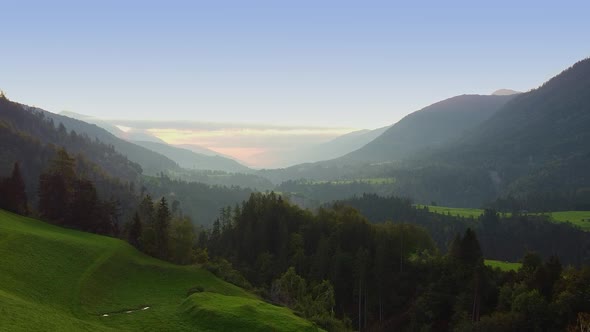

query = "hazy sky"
[2,1,589,166]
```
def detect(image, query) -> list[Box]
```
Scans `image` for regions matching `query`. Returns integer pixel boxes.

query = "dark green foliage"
[155,197,171,260]
[37,150,120,235]
[127,212,143,249]
[206,192,435,330]
[337,194,590,266]
[0,162,28,214]
[142,174,253,226]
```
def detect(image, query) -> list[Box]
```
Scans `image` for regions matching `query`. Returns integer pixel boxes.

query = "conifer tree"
[155,197,171,259]
[128,212,143,249]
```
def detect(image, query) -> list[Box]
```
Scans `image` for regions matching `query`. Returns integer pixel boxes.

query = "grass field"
[309,177,395,185]
[544,211,590,231]
[0,210,321,332]
[418,205,590,231]
[485,259,522,272]
[416,205,485,219]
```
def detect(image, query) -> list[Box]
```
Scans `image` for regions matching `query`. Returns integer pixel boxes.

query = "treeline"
[36,149,124,235]
[0,95,142,184]
[202,192,590,331]
[204,192,435,330]
[0,162,28,215]
[124,194,201,264]
[142,174,253,226]
[276,179,396,204]
[492,189,590,213]
[337,194,590,266]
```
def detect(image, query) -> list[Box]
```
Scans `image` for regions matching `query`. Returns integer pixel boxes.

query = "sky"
[2,0,589,166]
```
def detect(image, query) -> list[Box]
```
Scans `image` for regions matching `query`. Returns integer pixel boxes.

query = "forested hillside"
[32,106,180,175]
[201,192,590,331]
[260,94,514,184]
[340,94,515,163]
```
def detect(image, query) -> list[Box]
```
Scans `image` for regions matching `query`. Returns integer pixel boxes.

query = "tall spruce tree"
[128,212,143,249]
[1,162,28,214]
[155,197,171,260]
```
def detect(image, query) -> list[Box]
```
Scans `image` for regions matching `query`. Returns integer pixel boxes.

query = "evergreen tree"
[38,172,68,222]
[67,179,99,231]
[0,162,28,214]
[155,197,171,260]
[128,212,143,249]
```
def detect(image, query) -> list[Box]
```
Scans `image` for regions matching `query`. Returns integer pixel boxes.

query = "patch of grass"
[541,211,590,231]
[181,292,322,332]
[417,204,590,231]
[416,205,484,219]
[0,209,318,331]
[310,177,395,185]
[485,259,522,272]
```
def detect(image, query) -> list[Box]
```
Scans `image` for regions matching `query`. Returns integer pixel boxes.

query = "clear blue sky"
[1,0,589,129]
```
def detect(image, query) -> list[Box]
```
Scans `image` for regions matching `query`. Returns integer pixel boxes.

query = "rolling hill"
[0,209,321,331]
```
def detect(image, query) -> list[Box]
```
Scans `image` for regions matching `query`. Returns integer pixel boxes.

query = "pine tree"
[128,212,143,249]
[155,197,171,260]
[1,163,28,214]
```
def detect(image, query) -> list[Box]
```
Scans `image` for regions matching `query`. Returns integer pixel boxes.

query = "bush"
[204,258,252,290]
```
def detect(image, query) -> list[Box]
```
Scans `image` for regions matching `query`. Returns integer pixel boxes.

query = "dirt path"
[100,306,151,317]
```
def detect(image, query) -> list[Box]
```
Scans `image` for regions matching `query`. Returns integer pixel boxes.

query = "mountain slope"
[388,58,590,207]
[442,58,590,197]
[60,111,168,144]
[0,95,142,189]
[259,94,515,183]
[36,109,179,175]
[340,94,516,164]
[273,126,391,167]
[132,140,252,173]
[0,209,321,331]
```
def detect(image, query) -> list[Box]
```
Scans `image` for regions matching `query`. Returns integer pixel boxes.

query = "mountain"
[492,89,522,96]
[132,140,252,173]
[38,110,180,175]
[0,209,319,331]
[60,111,168,143]
[339,94,516,164]
[272,126,391,167]
[0,95,139,213]
[386,58,590,208]
[259,94,516,183]
[176,143,228,157]
[447,59,590,193]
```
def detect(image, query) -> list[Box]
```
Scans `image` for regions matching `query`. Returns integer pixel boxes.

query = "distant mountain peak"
[492,89,521,96]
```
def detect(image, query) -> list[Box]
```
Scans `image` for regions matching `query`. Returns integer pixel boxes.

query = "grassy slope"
[416,205,485,219]
[418,205,590,231]
[484,259,522,272]
[0,210,320,332]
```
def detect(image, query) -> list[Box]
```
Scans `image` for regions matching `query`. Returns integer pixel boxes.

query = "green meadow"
[0,210,321,332]
[418,205,590,231]
[484,259,522,272]
[416,205,485,219]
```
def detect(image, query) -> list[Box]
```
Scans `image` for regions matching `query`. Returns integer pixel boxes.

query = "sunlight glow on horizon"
[144,126,355,167]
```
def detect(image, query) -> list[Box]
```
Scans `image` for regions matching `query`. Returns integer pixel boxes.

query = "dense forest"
[195,192,590,331]
[335,194,590,266]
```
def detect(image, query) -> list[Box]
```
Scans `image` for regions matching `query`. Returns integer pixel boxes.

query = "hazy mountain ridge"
[259,94,516,183]
[39,109,180,175]
[262,125,391,168]
[132,140,252,173]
